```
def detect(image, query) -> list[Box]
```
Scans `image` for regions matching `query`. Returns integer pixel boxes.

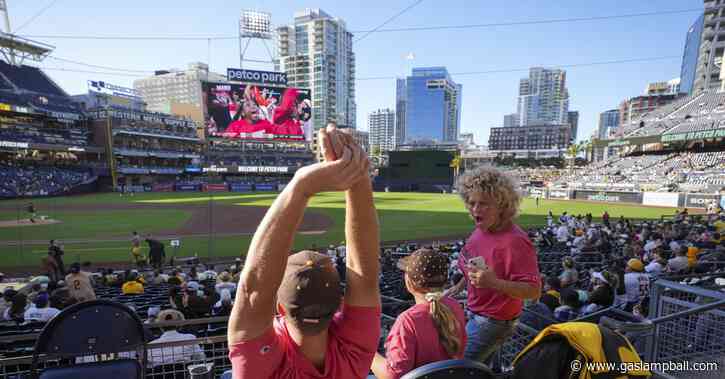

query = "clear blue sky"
[9,0,703,144]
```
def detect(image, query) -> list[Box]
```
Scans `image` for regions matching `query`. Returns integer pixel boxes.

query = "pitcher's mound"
[0,218,61,228]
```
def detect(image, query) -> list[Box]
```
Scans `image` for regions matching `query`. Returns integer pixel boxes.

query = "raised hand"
[294,141,369,197]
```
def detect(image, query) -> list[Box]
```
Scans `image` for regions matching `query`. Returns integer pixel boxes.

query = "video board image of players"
[203,82,312,141]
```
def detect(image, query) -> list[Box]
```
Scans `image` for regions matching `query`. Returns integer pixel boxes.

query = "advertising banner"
[203,82,311,141]
[547,189,571,200]
[573,190,642,204]
[684,193,722,209]
[152,183,174,192]
[204,183,229,192]
[175,183,201,192]
[255,184,276,192]
[226,68,287,86]
[88,80,143,100]
[642,192,680,207]
[230,183,254,192]
[528,187,545,197]
[238,166,289,174]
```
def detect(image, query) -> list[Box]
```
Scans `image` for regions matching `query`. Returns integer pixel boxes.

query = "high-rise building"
[618,93,682,125]
[692,2,725,93]
[516,67,569,126]
[488,124,572,159]
[681,14,705,95]
[403,67,462,143]
[395,78,407,146]
[567,111,579,141]
[503,113,519,127]
[645,78,681,95]
[134,62,226,122]
[275,8,356,130]
[597,110,620,140]
[368,108,395,153]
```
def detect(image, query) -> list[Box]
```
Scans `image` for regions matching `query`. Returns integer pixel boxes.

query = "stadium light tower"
[239,10,275,68]
[0,0,53,65]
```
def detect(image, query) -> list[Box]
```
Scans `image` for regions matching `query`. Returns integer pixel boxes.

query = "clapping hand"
[293,124,369,197]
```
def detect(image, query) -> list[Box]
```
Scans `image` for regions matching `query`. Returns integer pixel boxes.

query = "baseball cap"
[277,250,342,335]
[34,292,49,308]
[396,249,449,289]
[157,309,185,322]
[627,258,645,272]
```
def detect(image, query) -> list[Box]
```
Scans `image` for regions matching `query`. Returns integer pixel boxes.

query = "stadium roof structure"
[0,32,53,65]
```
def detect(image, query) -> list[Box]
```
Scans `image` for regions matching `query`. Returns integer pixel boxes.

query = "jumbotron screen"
[202,82,312,141]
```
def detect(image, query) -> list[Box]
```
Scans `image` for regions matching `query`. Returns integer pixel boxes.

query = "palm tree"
[566,143,579,169]
[450,153,462,179]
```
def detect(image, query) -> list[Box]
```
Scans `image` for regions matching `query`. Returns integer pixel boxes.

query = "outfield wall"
[530,187,722,209]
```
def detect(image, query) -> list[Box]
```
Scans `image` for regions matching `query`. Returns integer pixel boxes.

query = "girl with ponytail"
[371,249,467,379]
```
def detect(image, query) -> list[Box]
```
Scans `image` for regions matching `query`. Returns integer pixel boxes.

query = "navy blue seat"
[219,370,232,379]
[30,300,147,379]
[400,359,495,379]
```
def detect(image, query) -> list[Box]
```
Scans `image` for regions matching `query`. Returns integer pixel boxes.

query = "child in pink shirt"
[371,249,467,379]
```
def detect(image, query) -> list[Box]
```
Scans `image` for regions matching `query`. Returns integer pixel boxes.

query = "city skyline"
[7,0,704,144]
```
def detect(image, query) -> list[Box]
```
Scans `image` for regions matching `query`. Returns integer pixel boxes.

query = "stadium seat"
[30,300,147,379]
[399,359,495,379]
[219,370,232,379]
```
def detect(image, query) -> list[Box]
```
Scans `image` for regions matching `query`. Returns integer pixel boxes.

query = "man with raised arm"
[227,124,381,378]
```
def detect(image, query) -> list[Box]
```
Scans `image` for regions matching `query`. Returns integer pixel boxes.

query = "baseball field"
[0,191,677,269]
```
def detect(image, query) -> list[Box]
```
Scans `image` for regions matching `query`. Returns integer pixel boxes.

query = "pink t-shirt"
[384,296,467,379]
[229,305,381,379]
[458,225,541,321]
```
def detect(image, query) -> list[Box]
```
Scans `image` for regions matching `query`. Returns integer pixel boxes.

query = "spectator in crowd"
[65,263,96,303]
[520,293,558,331]
[212,289,233,316]
[445,166,541,366]
[41,251,61,283]
[623,259,649,311]
[227,125,380,378]
[183,283,216,319]
[23,292,59,323]
[102,269,120,286]
[371,249,466,379]
[131,231,145,268]
[215,271,236,295]
[643,249,666,275]
[582,271,617,314]
[121,271,145,295]
[147,309,205,367]
[558,257,579,288]
[153,269,169,284]
[48,240,66,276]
[556,223,570,243]
[145,235,166,270]
[168,286,183,310]
[543,276,562,301]
[2,289,28,322]
[49,281,73,310]
[167,270,183,286]
[554,288,581,322]
[667,247,690,273]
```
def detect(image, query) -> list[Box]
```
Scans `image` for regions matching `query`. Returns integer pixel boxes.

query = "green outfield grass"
[0,192,676,268]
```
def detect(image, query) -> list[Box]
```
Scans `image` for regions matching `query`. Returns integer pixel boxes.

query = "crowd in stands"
[0,124,90,147]
[552,150,725,193]
[0,164,93,198]
[115,123,199,140]
[115,137,203,156]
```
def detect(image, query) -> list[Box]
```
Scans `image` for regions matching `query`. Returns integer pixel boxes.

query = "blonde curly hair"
[456,166,521,232]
